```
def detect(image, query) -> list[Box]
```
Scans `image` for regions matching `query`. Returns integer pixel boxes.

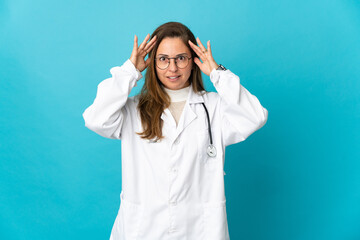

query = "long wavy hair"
[135,22,206,141]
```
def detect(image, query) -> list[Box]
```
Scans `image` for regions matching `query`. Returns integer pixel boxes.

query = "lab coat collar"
[160,83,205,143]
[164,82,205,106]
[161,82,204,122]
[187,83,205,104]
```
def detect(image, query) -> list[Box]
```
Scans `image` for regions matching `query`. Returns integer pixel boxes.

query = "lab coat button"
[168,228,176,233]
[169,200,177,206]
[168,168,178,174]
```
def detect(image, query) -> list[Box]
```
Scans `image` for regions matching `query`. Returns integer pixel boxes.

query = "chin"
[168,82,188,90]
[159,76,190,89]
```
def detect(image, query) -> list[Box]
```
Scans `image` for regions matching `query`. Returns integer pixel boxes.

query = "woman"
[83,22,268,240]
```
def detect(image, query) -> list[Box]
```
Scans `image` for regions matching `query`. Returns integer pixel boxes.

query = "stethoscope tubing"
[201,103,217,157]
[201,102,213,145]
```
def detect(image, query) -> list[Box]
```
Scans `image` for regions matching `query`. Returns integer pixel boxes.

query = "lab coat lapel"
[161,84,205,144]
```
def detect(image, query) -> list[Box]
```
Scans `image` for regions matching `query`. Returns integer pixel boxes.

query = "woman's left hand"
[188,37,219,76]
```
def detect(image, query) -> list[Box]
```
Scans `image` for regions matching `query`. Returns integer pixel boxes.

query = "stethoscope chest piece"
[207,144,217,157]
[201,102,217,158]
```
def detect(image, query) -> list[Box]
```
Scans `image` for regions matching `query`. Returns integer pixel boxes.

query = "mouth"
[167,75,181,81]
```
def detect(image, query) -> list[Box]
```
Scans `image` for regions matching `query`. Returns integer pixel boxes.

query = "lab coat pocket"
[202,200,229,240]
[112,192,144,240]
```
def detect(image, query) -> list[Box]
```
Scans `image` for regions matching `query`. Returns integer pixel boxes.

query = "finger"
[145,57,151,67]
[144,35,157,52]
[144,39,156,55]
[138,48,147,57]
[132,35,138,54]
[207,40,212,56]
[145,35,157,48]
[188,40,203,56]
[188,39,201,50]
[189,40,207,61]
[138,33,150,51]
[139,37,157,57]
[193,57,203,68]
[196,37,207,52]
[190,39,207,59]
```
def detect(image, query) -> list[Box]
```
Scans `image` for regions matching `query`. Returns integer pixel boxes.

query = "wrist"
[210,62,219,73]
[216,64,227,71]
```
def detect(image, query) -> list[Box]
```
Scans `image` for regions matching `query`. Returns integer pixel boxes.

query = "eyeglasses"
[155,55,192,70]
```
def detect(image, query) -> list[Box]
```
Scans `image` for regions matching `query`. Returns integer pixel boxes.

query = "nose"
[168,58,178,72]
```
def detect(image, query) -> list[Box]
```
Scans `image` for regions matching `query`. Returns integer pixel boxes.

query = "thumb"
[145,57,152,68]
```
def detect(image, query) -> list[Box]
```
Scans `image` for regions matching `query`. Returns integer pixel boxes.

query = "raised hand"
[130,34,157,72]
[188,37,219,76]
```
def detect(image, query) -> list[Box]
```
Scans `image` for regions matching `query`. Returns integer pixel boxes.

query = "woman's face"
[155,37,193,90]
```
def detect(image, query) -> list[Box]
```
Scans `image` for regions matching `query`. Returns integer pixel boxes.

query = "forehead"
[156,37,190,56]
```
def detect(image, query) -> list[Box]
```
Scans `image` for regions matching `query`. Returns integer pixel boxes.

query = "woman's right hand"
[129,34,157,72]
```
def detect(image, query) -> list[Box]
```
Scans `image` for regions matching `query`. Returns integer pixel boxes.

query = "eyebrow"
[157,53,188,57]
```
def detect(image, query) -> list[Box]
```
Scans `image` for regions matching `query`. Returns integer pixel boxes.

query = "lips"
[167,75,181,81]
[167,75,181,78]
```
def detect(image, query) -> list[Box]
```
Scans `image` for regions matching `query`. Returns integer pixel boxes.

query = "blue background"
[1,0,359,239]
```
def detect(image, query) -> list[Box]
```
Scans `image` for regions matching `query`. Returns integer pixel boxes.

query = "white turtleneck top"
[163,84,191,126]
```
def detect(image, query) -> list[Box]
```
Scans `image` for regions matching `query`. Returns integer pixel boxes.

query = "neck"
[163,84,191,102]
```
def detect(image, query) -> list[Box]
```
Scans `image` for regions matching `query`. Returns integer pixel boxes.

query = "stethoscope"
[201,103,217,158]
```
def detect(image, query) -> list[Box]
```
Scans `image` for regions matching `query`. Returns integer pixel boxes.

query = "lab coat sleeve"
[209,68,268,147]
[82,59,142,139]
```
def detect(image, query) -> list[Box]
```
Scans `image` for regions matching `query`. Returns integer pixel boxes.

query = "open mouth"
[167,75,181,81]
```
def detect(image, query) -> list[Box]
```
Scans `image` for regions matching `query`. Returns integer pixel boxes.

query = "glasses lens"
[156,57,169,69]
[156,56,189,69]
[176,56,189,68]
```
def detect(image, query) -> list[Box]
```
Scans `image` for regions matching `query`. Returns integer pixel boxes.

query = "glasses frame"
[155,55,192,70]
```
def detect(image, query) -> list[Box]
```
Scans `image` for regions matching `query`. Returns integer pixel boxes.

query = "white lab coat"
[82,59,268,240]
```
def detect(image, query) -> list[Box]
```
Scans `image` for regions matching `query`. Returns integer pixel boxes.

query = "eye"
[159,57,166,61]
[177,56,185,61]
